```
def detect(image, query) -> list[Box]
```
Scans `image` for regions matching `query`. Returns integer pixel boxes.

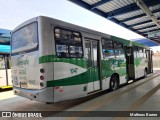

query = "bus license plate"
[20,82,28,88]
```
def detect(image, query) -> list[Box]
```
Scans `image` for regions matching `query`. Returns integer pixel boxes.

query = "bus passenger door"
[147,50,153,74]
[134,47,139,79]
[85,39,100,93]
[125,47,135,80]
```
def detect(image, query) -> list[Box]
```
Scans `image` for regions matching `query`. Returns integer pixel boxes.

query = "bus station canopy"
[69,0,160,46]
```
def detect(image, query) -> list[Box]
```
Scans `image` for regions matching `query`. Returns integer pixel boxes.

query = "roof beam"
[143,35,148,38]
[69,0,140,34]
[69,0,160,41]
[136,25,157,31]
[130,16,160,27]
[130,20,152,27]
[121,8,160,22]
[135,0,160,29]
[107,0,159,18]
[121,14,146,23]
[69,0,110,18]
[152,39,160,42]
[150,39,160,44]
[140,29,160,34]
[91,0,113,10]
[139,28,159,33]
[107,4,140,19]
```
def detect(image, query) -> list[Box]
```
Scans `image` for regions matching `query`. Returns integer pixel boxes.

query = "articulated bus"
[11,16,153,103]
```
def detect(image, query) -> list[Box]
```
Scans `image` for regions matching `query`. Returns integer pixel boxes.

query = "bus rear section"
[126,46,151,80]
[11,21,53,102]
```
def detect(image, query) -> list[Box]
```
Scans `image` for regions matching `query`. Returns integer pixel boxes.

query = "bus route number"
[70,68,78,74]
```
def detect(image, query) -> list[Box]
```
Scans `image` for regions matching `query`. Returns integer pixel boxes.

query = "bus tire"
[46,102,52,104]
[110,75,119,91]
[144,69,147,78]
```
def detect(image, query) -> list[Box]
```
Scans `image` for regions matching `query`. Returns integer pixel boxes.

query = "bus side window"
[85,41,92,67]
[101,38,114,59]
[139,47,144,58]
[114,41,124,58]
[134,46,139,59]
[145,49,148,58]
[54,27,83,58]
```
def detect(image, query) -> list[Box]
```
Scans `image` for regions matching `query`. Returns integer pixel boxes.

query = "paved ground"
[45,73,160,120]
[0,69,12,87]
[0,70,160,120]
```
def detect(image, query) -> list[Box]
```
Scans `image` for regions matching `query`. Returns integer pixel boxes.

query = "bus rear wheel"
[110,75,119,91]
[144,69,147,78]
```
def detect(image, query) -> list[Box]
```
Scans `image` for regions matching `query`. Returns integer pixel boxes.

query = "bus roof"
[12,16,150,50]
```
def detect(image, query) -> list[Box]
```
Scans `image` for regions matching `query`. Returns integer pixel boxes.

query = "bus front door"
[85,39,100,93]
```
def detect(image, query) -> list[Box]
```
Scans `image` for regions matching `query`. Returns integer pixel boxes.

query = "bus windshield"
[11,22,38,53]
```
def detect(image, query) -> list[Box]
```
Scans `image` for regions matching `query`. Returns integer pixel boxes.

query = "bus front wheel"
[110,75,119,91]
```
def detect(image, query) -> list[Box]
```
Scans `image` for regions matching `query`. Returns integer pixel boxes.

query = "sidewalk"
[0,90,16,100]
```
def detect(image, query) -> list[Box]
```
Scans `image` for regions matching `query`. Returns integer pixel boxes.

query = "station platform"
[0,70,160,120]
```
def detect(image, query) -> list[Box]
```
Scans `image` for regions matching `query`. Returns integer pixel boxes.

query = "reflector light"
[40,75,44,80]
[55,86,60,89]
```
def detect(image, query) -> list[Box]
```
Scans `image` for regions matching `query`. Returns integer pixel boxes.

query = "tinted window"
[11,22,38,53]
[114,41,124,57]
[139,47,144,58]
[55,28,83,58]
[85,41,92,67]
[92,41,98,66]
[102,38,114,58]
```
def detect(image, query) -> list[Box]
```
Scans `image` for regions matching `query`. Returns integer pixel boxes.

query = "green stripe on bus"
[47,70,97,87]
[134,58,143,67]
[47,67,126,87]
[102,59,127,78]
[111,36,130,46]
[42,55,127,87]
[39,55,87,68]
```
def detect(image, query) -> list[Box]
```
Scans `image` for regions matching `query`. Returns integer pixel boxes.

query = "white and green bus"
[11,16,153,103]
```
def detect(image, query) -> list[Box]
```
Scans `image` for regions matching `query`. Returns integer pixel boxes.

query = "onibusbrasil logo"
[1,112,42,118]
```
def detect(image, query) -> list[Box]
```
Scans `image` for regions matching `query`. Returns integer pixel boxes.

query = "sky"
[0,0,159,52]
